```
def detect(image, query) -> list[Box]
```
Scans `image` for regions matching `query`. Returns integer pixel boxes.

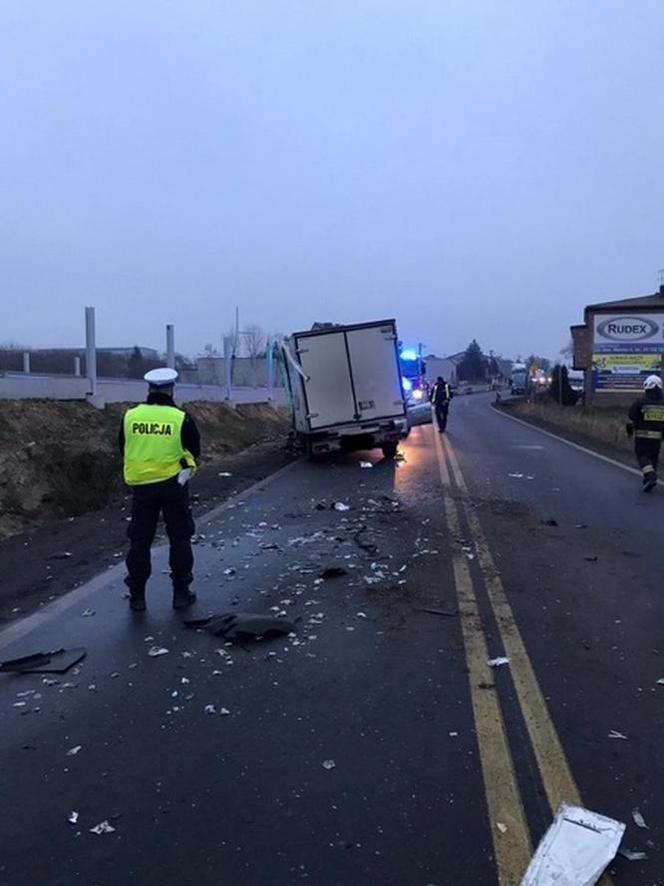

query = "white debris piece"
[488,657,510,668]
[89,820,116,835]
[508,472,524,479]
[147,646,169,657]
[632,808,648,829]
[81,609,95,617]
[520,804,625,886]
[68,811,79,825]
[322,759,336,770]
[656,678,664,685]
[496,822,507,834]
[67,745,82,756]
[205,704,217,715]
[333,502,350,512]
[360,462,373,469]
[607,730,627,740]
[218,472,232,477]
[220,707,231,716]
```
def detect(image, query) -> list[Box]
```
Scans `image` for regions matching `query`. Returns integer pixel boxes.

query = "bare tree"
[202,343,219,358]
[242,324,266,360]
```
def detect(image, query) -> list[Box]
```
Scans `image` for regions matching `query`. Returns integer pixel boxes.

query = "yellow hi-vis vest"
[123,404,197,486]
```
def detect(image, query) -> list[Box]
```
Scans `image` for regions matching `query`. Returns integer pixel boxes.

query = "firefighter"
[626,374,664,492]
[119,368,201,610]
[430,376,452,433]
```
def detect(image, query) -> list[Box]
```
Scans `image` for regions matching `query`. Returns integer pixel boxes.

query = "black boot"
[129,591,146,612]
[643,471,657,492]
[172,588,197,610]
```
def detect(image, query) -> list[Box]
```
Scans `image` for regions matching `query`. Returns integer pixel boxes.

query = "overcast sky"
[2,1,663,361]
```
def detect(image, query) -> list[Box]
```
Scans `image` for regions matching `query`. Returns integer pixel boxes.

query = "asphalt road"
[0,394,662,885]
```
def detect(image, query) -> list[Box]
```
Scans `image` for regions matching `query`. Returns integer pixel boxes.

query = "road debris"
[49,551,73,560]
[632,808,648,829]
[321,565,348,579]
[89,820,116,835]
[541,519,559,527]
[520,804,625,886]
[204,704,217,715]
[147,646,170,657]
[496,822,508,834]
[418,607,459,618]
[68,811,79,825]
[360,462,373,469]
[584,555,598,563]
[508,472,524,479]
[217,472,233,477]
[322,759,336,770]
[184,612,297,642]
[81,609,95,617]
[334,502,350,512]
[608,730,628,740]
[67,745,82,756]
[0,647,86,675]
[618,847,648,861]
[487,657,510,668]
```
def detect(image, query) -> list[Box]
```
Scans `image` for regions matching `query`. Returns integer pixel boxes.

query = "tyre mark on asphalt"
[433,430,532,885]
[442,434,614,886]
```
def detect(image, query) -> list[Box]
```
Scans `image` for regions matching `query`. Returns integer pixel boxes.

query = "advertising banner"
[591,353,662,391]
[593,313,664,353]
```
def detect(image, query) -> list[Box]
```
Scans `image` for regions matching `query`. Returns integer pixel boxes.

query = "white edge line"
[492,405,643,479]
[0,456,302,652]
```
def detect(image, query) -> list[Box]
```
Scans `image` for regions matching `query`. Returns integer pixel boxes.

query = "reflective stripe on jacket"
[123,404,196,486]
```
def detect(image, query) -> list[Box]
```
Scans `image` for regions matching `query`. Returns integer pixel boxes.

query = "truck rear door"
[296,332,357,429]
[345,323,405,422]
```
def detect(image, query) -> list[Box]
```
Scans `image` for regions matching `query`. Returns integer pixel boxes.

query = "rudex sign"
[593,313,664,353]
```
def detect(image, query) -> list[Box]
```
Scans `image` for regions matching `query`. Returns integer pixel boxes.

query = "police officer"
[430,376,452,433]
[119,368,201,610]
[626,374,664,492]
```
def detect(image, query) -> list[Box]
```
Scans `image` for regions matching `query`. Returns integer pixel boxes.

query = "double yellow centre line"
[432,429,610,885]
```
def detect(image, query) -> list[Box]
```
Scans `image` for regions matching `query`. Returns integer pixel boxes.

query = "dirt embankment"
[500,398,632,457]
[0,400,289,539]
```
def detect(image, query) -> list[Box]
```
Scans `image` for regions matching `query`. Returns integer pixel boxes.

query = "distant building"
[571,287,664,405]
[30,346,159,359]
[424,352,466,385]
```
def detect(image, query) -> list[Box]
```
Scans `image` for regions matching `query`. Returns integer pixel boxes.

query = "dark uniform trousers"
[435,402,449,432]
[634,437,661,474]
[125,476,195,593]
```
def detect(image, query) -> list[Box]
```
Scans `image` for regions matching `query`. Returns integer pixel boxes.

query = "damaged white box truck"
[281,319,409,459]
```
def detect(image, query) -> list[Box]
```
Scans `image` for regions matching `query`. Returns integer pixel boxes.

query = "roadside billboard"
[592,313,664,391]
[593,313,664,354]
[592,353,662,391]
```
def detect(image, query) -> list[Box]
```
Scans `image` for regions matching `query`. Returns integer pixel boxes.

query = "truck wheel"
[381,442,398,460]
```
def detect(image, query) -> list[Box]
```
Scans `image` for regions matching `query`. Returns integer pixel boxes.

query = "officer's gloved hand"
[626,424,634,438]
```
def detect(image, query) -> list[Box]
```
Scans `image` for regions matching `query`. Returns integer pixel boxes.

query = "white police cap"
[144,367,178,387]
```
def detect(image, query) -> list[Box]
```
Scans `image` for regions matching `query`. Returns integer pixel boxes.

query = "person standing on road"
[430,376,452,433]
[119,368,201,611]
[626,374,664,492]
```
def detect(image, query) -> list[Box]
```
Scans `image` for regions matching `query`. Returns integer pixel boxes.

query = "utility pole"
[85,306,97,396]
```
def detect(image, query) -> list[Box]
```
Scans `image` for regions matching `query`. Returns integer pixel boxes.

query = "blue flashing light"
[402,376,413,392]
[400,349,418,362]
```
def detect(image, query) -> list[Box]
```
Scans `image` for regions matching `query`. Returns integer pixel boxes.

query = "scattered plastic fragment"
[488,657,510,668]
[585,555,598,563]
[360,462,373,469]
[147,646,169,657]
[322,759,336,770]
[204,705,216,715]
[321,565,347,579]
[220,707,230,716]
[218,472,232,477]
[608,730,627,740]
[89,820,116,835]
[49,551,73,560]
[68,811,79,825]
[496,822,507,834]
[67,745,82,756]
[541,519,559,527]
[632,809,648,829]
[520,804,625,886]
[184,612,296,642]
[656,678,664,686]
[333,502,350,512]
[0,647,86,675]
[508,472,524,479]
[81,609,95,617]
[618,847,648,861]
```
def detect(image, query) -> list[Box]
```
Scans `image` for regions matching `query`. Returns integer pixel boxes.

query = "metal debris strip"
[147,646,169,657]
[89,821,116,835]
[487,657,510,668]
[520,804,625,886]
[0,647,86,675]
[618,847,648,862]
